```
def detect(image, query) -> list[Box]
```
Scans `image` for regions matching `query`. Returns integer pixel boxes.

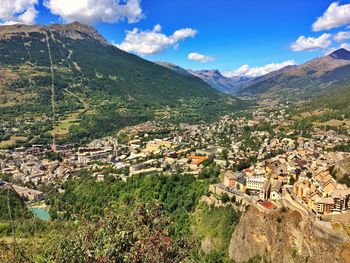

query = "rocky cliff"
[229,206,350,263]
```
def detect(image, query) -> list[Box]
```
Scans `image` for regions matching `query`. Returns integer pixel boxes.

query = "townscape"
[2,103,350,223]
[1,1,350,261]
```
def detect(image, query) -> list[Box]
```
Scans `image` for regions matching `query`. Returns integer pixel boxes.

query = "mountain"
[236,65,297,94]
[154,61,193,77]
[190,70,250,94]
[0,22,242,144]
[237,48,350,99]
[329,48,350,60]
[303,84,350,120]
[155,62,250,94]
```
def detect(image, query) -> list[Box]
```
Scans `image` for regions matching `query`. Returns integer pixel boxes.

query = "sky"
[1,0,350,77]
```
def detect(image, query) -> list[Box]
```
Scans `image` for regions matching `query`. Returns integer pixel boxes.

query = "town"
[1,103,350,223]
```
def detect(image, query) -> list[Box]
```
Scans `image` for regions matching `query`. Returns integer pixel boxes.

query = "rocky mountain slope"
[229,206,350,263]
[238,48,350,99]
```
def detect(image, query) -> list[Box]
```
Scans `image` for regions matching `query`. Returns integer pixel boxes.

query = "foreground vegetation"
[0,172,242,262]
[193,203,241,262]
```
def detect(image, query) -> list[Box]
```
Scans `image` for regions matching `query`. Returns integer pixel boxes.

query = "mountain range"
[0,22,242,143]
[189,70,250,94]
[155,62,250,94]
[236,48,350,99]
[158,48,350,101]
[1,21,350,145]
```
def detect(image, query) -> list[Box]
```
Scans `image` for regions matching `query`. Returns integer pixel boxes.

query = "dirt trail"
[45,30,55,117]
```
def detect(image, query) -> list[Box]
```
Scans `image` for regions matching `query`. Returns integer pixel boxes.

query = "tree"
[289,175,296,185]
[42,203,191,263]
[230,195,236,203]
[221,193,230,204]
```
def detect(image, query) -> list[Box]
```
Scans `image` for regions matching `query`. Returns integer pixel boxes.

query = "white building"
[246,176,265,191]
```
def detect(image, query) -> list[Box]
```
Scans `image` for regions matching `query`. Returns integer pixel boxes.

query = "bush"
[221,193,230,204]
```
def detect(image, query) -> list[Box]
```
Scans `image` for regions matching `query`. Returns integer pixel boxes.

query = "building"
[222,171,246,192]
[214,159,227,167]
[246,176,265,191]
[77,148,113,164]
[259,180,271,200]
[315,197,335,215]
[223,171,237,188]
[331,189,350,212]
[196,146,218,159]
[131,167,164,176]
[188,154,208,167]
[270,180,282,200]
[10,184,44,202]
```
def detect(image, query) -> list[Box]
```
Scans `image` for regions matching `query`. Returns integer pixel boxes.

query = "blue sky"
[2,0,350,77]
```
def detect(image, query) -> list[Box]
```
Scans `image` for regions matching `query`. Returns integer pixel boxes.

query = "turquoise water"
[29,207,51,221]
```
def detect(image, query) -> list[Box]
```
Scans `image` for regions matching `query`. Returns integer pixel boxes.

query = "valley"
[0,18,350,263]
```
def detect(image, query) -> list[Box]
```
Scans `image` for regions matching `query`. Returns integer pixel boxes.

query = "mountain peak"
[329,48,350,60]
[49,22,109,45]
[196,69,223,77]
[0,22,109,45]
[51,22,95,34]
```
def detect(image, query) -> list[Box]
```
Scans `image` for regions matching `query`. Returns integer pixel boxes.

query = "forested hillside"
[0,22,244,146]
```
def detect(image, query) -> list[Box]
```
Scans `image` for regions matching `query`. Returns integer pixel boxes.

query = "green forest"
[0,173,242,262]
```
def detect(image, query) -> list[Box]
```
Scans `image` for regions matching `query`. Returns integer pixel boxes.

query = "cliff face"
[229,206,350,263]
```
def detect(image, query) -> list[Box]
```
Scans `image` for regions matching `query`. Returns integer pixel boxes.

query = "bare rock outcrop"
[229,206,350,263]
[0,22,109,45]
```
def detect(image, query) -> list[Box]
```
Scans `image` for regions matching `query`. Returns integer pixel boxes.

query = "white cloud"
[0,0,38,25]
[290,34,332,52]
[223,60,296,78]
[333,31,350,42]
[340,42,350,51]
[116,24,197,56]
[324,47,338,55]
[44,0,144,25]
[324,42,350,55]
[188,52,215,63]
[312,2,350,31]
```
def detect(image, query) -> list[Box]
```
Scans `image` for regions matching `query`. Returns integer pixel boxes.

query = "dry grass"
[341,244,350,263]
[318,119,350,127]
[0,136,27,148]
[299,109,327,118]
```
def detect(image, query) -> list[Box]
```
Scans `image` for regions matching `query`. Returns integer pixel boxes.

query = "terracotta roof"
[261,200,274,209]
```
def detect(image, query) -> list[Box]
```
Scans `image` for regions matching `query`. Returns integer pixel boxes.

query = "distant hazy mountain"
[189,70,251,94]
[237,48,350,99]
[155,62,250,94]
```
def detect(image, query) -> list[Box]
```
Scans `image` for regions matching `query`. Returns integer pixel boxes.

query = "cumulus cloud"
[116,24,197,56]
[44,0,144,25]
[312,2,350,31]
[222,60,296,78]
[333,31,350,42]
[188,52,215,63]
[0,0,38,25]
[290,34,332,52]
[324,42,350,55]
[339,42,350,51]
